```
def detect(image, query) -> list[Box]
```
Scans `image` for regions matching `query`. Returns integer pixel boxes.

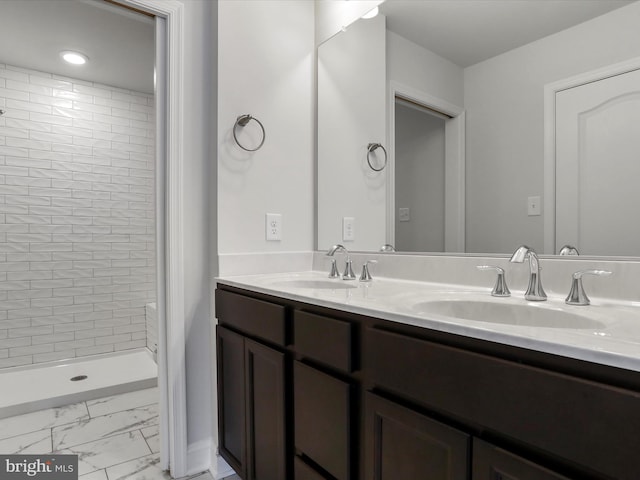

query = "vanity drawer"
[294,361,352,480]
[294,310,353,373]
[215,289,286,346]
[365,327,640,480]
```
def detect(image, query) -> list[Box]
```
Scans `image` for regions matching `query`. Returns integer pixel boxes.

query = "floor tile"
[141,424,160,453]
[57,430,152,476]
[188,473,216,480]
[105,453,171,480]
[79,469,108,480]
[53,404,159,450]
[0,402,89,441]
[0,429,52,454]
[86,387,158,417]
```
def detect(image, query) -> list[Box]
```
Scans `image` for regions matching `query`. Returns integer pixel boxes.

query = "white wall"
[317,14,386,252]
[175,0,216,473]
[387,30,464,108]
[464,1,640,254]
[217,0,314,257]
[0,64,155,369]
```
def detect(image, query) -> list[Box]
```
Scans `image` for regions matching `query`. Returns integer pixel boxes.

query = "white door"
[555,68,640,256]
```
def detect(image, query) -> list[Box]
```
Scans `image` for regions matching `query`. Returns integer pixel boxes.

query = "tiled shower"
[0,63,157,370]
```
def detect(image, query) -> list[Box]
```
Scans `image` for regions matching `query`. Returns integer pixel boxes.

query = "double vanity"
[215,253,640,480]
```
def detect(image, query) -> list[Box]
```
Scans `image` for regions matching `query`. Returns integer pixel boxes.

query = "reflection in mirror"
[316,0,640,257]
[394,99,446,252]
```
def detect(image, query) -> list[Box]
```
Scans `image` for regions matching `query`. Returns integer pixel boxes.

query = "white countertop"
[216,270,640,373]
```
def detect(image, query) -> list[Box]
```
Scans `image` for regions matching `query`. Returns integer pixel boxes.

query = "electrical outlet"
[343,217,355,241]
[266,213,282,241]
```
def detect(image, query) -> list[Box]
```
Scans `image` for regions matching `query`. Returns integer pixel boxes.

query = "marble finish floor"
[0,387,231,480]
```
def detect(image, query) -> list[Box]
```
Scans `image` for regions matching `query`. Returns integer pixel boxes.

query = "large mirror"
[317,0,640,257]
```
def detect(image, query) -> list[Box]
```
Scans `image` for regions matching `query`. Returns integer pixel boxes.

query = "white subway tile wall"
[0,64,156,368]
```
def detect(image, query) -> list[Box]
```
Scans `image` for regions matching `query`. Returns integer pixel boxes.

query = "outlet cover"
[343,217,355,241]
[527,196,541,216]
[266,213,282,241]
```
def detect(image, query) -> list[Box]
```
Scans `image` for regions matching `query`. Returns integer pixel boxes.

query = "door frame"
[387,82,465,252]
[543,55,640,254]
[115,0,187,477]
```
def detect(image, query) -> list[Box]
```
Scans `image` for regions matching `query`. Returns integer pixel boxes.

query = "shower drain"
[70,375,88,382]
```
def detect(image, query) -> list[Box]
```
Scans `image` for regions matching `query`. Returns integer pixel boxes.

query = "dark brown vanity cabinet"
[364,392,470,480]
[216,290,288,480]
[293,310,357,480]
[216,285,640,480]
[473,439,570,480]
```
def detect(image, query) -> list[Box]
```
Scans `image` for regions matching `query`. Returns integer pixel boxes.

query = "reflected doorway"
[394,99,447,252]
[387,86,465,253]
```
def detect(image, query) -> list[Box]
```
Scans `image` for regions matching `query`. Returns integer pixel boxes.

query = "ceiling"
[0,0,154,94]
[379,0,635,68]
[0,0,634,93]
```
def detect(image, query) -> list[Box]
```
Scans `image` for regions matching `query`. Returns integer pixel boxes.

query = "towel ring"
[367,143,387,171]
[233,114,266,152]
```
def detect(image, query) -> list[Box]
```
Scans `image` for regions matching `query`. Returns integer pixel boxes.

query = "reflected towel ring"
[367,143,387,171]
[233,114,266,151]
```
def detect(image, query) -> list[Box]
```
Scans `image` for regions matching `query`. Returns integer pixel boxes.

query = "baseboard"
[186,439,214,477]
[208,451,234,479]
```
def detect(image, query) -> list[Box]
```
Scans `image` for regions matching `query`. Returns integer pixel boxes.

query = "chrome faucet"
[325,244,356,280]
[510,245,547,301]
[558,244,580,256]
[379,244,396,252]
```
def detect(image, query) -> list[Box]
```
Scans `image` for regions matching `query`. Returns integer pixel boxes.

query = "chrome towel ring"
[233,114,266,151]
[367,143,387,171]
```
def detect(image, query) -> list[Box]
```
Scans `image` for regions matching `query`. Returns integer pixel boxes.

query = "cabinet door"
[294,361,352,480]
[245,338,287,480]
[217,325,247,477]
[473,439,570,480]
[294,457,327,480]
[365,392,470,480]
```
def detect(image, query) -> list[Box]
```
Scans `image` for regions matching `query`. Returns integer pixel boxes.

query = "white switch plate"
[527,196,541,216]
[399,207,411,222]
[266,213,282,241]
[343,217,355,241]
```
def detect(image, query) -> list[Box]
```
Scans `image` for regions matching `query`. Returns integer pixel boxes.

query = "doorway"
[387,83,465,252]
[544,57,640,256]
[3,0,186,474]
[394,99,447,252]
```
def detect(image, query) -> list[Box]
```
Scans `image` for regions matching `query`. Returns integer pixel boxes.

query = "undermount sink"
[412,300,606,329]
[271,279,357,290]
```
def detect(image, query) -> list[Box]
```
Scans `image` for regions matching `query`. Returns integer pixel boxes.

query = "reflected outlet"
[266,213,282,241]
[343,217,355,241]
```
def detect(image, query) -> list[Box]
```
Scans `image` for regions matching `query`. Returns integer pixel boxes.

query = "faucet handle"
[327,258,340,278]
[477,265,511,297]
[565,269,612,306]
[360,260,378,282]
[342,258,356,280]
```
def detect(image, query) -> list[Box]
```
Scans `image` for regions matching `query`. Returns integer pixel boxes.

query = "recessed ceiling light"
[362,6,379,19]
[61,51,88,65]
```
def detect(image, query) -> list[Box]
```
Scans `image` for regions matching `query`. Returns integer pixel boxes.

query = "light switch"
[399,207,410,222]
[527,196,541,216]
